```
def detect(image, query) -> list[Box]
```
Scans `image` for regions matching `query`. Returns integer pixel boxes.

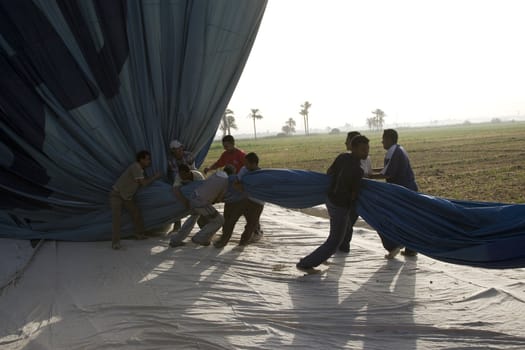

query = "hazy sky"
[227,0,525,135]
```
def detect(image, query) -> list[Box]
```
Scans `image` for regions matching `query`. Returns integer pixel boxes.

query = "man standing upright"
[371,128,418,258]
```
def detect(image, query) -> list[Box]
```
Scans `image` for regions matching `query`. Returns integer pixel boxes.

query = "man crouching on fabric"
[169,165,235,247]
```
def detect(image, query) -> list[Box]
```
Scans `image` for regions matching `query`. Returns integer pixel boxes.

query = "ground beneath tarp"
[1,204,525,349]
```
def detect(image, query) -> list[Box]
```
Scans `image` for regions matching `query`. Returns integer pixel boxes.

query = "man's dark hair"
[222,135,235,144]
[223,164,236,175]
[351,135,370,148]
[346,131,360,139]
[383,129,398,144]
[178,163,190,173]
[245,152,259,165]
[346,131,361,144]
[136,150,151,161]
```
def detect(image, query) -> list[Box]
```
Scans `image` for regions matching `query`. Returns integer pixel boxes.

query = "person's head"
[382,129,398,150]
[169,140,184,159]
[223,164,236,175]
[351,135,370,160]
[345,131,361,151]
[178,163,193,181]
[136,150,152,168]
[244,152,259,171]
[222,135,235,152]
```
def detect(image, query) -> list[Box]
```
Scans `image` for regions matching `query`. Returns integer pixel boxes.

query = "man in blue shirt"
[372,129,418,258]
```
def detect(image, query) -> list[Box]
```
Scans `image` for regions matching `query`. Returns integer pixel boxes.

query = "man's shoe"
[191,237,210,246]
[384,246,402,259]
[213,239,228,248]
[239,232,254,246]
[296,262,312,271]
[249,232,263,243]
[338,243,350,253]
[112,241,121,250]
[401,249,418,257]
[169,240,185,248]
[296,263,321,275]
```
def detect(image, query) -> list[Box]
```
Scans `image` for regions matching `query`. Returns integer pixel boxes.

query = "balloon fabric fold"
[2,2,525,269]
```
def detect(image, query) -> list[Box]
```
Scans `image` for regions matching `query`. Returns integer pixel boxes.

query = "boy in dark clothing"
[338,131,363,253]
[297,136,370,271]
[213,152,264,248]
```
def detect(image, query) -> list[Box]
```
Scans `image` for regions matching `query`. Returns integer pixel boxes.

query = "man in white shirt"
[172,164,205,209]
[169,162,204,233]
[169,165,234,247]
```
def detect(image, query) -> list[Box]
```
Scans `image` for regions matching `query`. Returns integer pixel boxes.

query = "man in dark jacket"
[296,135,370,272]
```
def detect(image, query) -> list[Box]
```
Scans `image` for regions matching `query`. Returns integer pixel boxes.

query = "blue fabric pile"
[242,169,525,269]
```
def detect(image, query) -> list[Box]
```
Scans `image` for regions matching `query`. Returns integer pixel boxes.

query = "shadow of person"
[0,234,247,350]
[287,257,417,349]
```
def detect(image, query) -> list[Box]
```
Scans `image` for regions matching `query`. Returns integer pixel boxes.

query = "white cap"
[169,140,183,149]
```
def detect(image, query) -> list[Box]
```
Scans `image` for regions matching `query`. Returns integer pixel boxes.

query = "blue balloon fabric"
[241,169,525,269]
[2,1,524,270]
[0,1,267,238]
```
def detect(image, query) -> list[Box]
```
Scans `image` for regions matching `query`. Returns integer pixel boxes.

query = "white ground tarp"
[1,204,525,349]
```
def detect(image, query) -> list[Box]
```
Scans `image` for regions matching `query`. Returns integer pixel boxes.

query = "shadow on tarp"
[0,236,247,349]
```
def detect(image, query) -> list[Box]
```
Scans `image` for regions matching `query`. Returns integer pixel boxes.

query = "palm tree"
[283,117,296,135]
[248,108,263,140]
[366,117,374,131]
[299,101,312,135]
[371,109,386,131]
[219,109,237,137]
[376,110,385,130]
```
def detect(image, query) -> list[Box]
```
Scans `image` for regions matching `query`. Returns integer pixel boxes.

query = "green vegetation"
[203,122,525,203]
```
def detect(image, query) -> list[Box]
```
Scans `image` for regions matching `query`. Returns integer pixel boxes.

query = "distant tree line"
[220,104,389,139]
[220,101,313,139]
